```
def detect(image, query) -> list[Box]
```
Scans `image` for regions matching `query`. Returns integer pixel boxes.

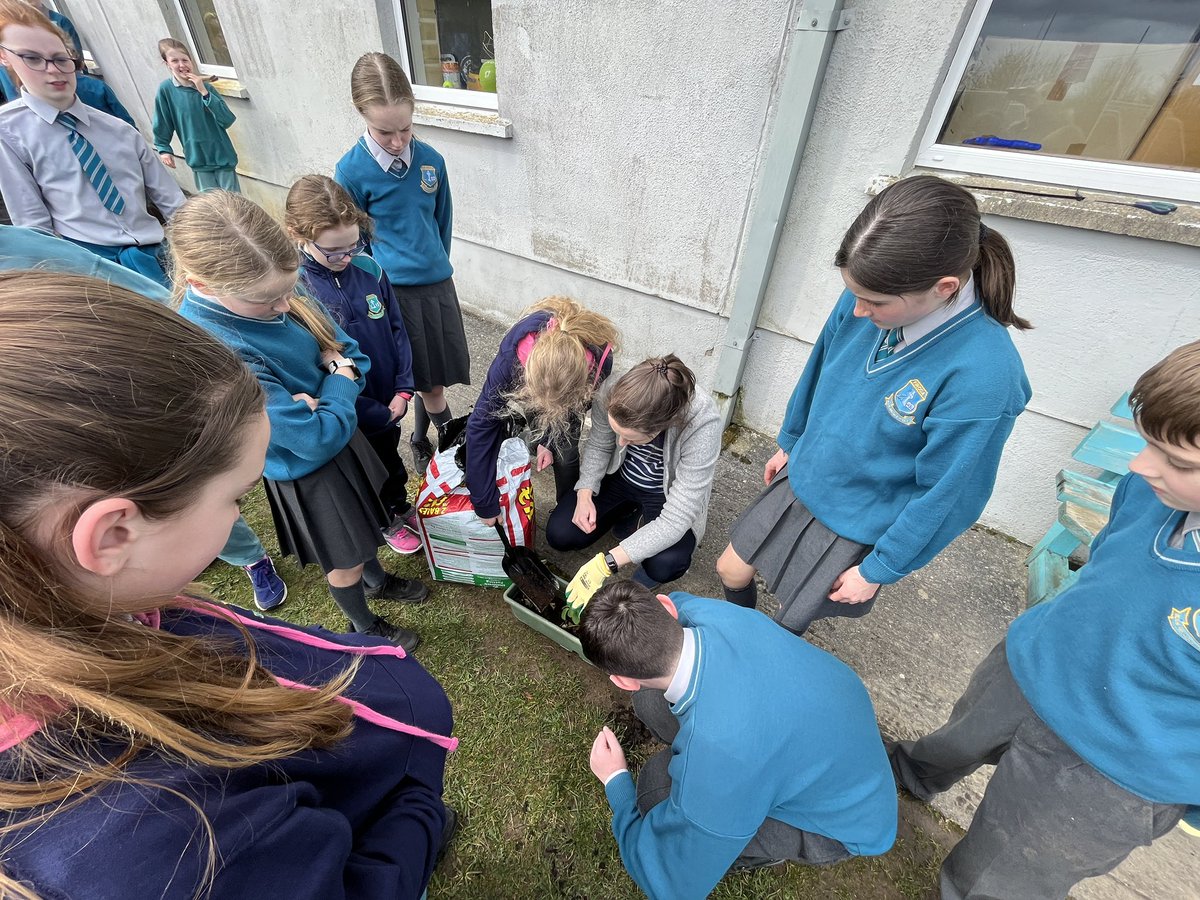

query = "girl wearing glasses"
[0,2,183,287]
[335,52,470,477]
[172,190,430,653]
[287,174,422,558]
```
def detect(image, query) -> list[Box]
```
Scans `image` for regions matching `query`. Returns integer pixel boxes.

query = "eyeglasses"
[0,46,81,73]
[311,236,367,263]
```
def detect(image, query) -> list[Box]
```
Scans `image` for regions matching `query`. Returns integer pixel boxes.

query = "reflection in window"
[937,1,1200,170]
[400,0,496,94]
[176,0,233,70]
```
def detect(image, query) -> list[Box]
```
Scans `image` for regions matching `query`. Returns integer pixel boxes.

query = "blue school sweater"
[0,605,454,899]
[152,78,237,171]
[604,593,897,900]
[333,137,453,286]
[0,72,134,126]
[1008,473,1200,806]
[178,288,370,481]
[778,289,1030,585]
[300,253,415,437]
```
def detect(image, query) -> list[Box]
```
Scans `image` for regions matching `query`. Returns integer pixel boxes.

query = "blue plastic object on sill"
[963,135,1043,151]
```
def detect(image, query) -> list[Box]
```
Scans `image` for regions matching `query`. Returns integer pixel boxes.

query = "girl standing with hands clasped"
[548,355,721,612]
[718,175,1032,635]
[465,297,617,526]
[0,270,455,898]
[287,174,421,557]
[172,191,428,653]
[335,52,470,476]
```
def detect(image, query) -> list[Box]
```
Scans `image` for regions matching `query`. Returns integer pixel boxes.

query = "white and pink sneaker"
[383,510,421,555]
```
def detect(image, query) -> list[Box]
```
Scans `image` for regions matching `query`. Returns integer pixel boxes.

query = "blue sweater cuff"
[321,371,361,406]
[603,770,637,812]
[858,552,904,585]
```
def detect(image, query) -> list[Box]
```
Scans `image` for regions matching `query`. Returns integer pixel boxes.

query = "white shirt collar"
[362,130,413,172]
[22,89,87,126]
[1169,510,1200,550]
[663,628,696,705]
[896,274,978,349]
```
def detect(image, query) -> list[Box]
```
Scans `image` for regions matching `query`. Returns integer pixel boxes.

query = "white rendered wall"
[62,0,1200,545]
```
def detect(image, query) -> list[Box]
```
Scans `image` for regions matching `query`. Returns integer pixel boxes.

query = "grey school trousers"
[888,640,1185,900]
[630,689,852,867]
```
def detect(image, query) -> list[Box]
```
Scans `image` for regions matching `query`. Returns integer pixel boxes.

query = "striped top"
[621,432,666,493]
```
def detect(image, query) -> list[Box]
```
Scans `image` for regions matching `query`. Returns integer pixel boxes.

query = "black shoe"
[435,805,459,867]
[729,856,788,872]
[358,616,421,653]
[366,573,430,604]
[410,436,435,475]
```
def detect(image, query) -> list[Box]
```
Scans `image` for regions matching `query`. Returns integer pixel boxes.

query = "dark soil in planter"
[508,582,579,635]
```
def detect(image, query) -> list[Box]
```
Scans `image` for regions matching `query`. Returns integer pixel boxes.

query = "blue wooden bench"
[1025,393,1144,606]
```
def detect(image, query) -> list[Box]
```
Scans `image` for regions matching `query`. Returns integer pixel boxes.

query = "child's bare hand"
[589,726,627,783]
[764,448,788,484]
[828,565,880,604]
[159,153,176,169]
[291,392,318,411]
[535,444,554,472]
[387,394,408,422]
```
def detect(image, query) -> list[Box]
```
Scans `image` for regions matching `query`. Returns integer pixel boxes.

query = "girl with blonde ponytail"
[464,296,619,525]
[547,354,722,610]
[0,270,454,899]
[170,191,430,652]
[719,174,1032,636]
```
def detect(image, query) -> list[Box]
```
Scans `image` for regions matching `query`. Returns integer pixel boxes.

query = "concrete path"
[449,306,1198,900]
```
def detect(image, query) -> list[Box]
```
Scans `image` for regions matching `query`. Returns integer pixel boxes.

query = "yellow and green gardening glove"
[565,552,612,623]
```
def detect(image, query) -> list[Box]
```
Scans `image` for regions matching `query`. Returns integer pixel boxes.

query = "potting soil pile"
[416,436,535,587]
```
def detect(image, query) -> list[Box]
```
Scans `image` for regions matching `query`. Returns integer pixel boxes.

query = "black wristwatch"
[603,551,619,574]
[324,356,360,378]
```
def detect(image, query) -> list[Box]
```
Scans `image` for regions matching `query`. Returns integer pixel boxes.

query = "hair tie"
[653,361,668,375]
[978,222,990,243]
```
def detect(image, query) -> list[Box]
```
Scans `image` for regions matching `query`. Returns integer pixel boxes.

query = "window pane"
[401,0,496,93]
[938,0,1200,171]
[178,0,233,69]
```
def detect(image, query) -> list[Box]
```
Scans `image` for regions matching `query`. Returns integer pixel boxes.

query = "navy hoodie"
[301,253,416,437]
[0,605,455,899]
[465,310,613,518]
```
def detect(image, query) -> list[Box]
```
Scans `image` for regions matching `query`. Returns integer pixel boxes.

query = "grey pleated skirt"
[265,430,389,572]
[729,468,873,635]
[393,276,471,392]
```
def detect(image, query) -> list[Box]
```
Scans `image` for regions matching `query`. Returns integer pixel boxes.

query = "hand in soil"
[589,726,628,782]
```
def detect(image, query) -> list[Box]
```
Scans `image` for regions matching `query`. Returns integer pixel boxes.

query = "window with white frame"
[170,0,236,77]
[917,0,1200,202]
[392,0,498,110]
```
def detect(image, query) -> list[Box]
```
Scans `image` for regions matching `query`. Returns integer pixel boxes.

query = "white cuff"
[602,768,629,786]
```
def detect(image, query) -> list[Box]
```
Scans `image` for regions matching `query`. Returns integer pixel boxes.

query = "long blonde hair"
[350,51,414,114]
[508,297,619,442]
[0,272,356,900]
[167,190,343,352]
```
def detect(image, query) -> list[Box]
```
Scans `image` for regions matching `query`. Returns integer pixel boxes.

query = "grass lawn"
[205,486,958,899]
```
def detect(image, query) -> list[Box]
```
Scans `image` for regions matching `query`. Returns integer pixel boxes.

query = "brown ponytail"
[835,175,1031,330]
[608,355,696,435]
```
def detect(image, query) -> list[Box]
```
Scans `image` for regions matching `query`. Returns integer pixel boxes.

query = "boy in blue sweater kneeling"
[890,340,1200,900]
[580,581,897,899]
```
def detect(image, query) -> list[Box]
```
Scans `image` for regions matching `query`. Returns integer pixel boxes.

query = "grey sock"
[413,395,430,444]
[429,404,454,431]
[329,580,377,632]
[724,580,758,609]
[362,557,387,589]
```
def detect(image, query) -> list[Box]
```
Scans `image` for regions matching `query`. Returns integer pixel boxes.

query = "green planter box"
[503,580,591,667]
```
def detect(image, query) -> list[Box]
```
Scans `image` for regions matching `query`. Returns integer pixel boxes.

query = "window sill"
[414,103,512,139]
[208,78,249,100]
[868,172,1200,249]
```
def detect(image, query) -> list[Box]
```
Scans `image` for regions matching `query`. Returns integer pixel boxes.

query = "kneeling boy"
[580,581,897,899]
[890,340,1200,899]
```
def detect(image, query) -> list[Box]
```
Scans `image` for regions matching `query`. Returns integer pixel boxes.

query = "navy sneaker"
[366,573,430,604]
[244,556,287,611]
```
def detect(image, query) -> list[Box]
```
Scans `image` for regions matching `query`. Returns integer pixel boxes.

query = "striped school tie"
[57,111,126,215]
[874,327,903,362]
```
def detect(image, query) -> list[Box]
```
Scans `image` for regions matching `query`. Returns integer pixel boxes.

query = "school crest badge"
[1168,607,1200,654]
[884,378,928,426]
[365,293,384,319]
[420,165,438,193]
